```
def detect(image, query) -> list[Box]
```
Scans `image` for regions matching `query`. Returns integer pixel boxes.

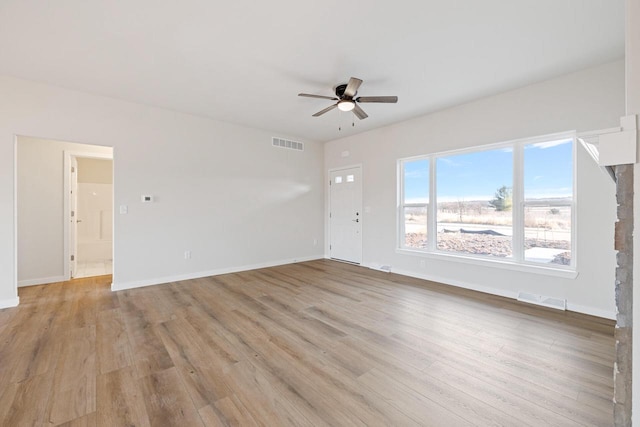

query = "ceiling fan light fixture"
[338,100,355,112]
[300,77,396,120]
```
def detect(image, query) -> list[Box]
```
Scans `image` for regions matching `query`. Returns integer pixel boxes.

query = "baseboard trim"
[18,275,66,287]
[391,267,518,300]
[0,297,19,309]
[389,267,615,320]
[111,255,323,292]
[566,303,616,320]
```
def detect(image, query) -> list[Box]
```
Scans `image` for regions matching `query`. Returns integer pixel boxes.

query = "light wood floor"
[0,260,614,426]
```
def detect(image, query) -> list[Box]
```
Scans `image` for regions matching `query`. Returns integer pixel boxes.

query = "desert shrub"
[489,186,512,212]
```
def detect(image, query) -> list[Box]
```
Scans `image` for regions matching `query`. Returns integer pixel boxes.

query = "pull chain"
[338,110,356,131]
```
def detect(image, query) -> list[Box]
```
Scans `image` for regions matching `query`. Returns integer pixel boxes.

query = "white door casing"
[63,150,113,281]
[329,166,362,264]
[70,156,78,278]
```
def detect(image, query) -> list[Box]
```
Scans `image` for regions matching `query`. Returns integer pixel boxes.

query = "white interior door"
[69,156,78,278]
[329,167,362,264]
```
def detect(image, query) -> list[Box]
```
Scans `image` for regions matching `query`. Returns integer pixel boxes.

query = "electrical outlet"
[419,259,426,268]
[313,238,318,246]
[184,250,191,259]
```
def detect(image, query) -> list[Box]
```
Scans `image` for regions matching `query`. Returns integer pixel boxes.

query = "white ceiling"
[0,1,624,142]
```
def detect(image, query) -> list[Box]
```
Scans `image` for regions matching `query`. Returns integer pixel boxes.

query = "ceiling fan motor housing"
[334,83,354,99]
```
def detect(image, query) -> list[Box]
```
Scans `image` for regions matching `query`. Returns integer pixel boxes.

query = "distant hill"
[437,197,571,211]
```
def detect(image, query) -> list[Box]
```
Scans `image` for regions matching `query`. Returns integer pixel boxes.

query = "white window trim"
[395,247,578,278]
[398,130,577,276]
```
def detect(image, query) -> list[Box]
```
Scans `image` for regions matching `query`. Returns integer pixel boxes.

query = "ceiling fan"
[298,77,398,120]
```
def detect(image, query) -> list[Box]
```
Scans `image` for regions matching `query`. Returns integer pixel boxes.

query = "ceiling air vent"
[272,137,304,151]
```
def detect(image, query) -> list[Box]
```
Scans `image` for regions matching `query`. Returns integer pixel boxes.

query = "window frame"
[398,155,431,251]
[397,131,577,277]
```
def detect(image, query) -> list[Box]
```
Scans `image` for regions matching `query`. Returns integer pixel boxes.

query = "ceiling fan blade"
[299,93,338,101]
[352,104,368,120]
[343,77,363,98]
[312,103,339,117]
[356,96,398,103]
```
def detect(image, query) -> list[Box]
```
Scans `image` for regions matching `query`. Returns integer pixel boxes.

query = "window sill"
[395,248,578,279]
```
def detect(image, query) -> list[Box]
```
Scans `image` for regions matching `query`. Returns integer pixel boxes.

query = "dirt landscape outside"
[403,201,571,265]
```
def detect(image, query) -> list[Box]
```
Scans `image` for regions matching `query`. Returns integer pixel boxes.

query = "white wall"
[16,137,112,286]
[325,60,625,318]
[0,75,324,307]
[627,0,640,422]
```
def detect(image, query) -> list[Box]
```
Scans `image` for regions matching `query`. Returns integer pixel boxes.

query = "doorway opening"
[67,154,113,278]
[15,136,113,287]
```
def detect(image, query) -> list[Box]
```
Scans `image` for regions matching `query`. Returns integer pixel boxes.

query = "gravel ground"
[405,232,571,265]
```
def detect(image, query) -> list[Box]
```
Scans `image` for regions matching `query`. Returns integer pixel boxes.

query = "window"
[436,148,513,258]
[524,138,573,265]
[398,133,575,270]
[400,159,429,249]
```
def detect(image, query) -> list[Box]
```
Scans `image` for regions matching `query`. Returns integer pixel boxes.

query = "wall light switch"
[119,205,128,214]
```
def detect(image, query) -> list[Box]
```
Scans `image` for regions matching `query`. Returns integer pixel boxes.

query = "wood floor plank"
[119,292,175,378]
[1,260,616,426]
[304,304,435,371]
[5,285,66,383]
[96,366,150,427]
[138,367,204,427]
[357,368,476,426]
[96,308,133,374]
[47,325,97,425]
[0,381,19,423]
[181,305,254,363]
[198,403,229,427]
[57,411,97,427]
[431,356,613,426]
[578,388,615,415]
[366,365,524,427]
[2,372,55,426]
[426,361,587,427]
[391,323,607,401]
[155,317,235,408]
[224,360,329,427]
[222,310,426,426]
[61,279,98,329]
[0,305,15,325]
[213,394,260,427]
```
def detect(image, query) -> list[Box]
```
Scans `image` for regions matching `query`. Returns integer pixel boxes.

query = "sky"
[404,139,573,203]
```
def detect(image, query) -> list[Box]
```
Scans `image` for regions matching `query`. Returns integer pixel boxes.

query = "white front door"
[329,167,362,264]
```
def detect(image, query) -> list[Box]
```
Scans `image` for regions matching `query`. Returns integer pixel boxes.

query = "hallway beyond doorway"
[74,259,112,278]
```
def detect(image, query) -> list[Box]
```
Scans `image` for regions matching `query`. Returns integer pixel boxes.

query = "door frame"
[63,150,114,280]
[327,164,363,264]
